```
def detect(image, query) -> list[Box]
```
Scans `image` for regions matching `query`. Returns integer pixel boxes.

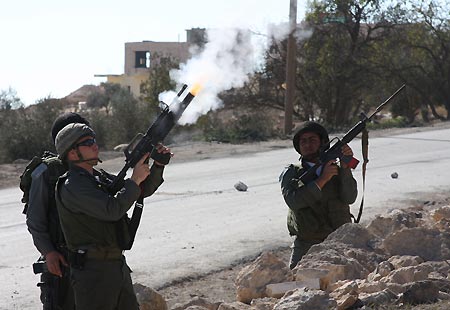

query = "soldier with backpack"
[22,112,90,309]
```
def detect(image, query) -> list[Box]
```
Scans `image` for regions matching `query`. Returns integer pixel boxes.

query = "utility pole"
[284,0,297,136]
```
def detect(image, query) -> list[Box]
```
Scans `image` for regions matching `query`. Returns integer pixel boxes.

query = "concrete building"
[96,28,206,98]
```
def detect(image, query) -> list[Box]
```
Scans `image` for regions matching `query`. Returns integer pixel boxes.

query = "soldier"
[54,123,169,309]
[280,122,358,269]
[25,112,90,309]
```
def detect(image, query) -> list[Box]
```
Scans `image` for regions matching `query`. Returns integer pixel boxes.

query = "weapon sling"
[354,128,369,223]
[119,84,196,250]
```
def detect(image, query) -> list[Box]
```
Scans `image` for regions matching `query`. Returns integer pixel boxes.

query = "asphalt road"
[1,127,450,309]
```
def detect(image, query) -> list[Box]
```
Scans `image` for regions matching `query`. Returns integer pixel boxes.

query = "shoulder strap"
[354,128,369,223]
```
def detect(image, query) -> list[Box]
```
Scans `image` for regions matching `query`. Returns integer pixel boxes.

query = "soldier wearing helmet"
[25,112,90,310]
[54,123,170,310]
[280,122,358,269]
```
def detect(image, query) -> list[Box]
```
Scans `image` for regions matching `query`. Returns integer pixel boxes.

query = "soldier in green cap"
[280,122,358,269]
[54,123,170,310]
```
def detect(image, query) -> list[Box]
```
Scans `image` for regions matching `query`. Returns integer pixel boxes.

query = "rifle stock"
[299,84,406,184]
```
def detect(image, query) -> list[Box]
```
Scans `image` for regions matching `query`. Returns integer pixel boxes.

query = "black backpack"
[19,151,67,215]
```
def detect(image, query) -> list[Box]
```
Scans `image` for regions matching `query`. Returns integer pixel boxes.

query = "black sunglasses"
[74,138,96,148]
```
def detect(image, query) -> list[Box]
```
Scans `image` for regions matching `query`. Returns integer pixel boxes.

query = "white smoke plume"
[158,28,256,124]
[160,23,313,125]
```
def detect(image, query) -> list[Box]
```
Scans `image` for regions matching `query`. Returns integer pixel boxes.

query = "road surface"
[1,126,450,309]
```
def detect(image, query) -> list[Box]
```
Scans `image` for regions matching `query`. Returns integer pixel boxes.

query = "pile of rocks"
[135,204,450,310]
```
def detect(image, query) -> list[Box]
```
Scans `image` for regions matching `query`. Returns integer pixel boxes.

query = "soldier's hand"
[341,144,354,169]
[131,153,150,185]
[341,144,353,157]
[45,251,68,277]
[315,160,339,189]
[154,143,173,166]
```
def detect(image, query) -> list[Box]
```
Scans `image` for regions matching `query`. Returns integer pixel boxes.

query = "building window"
[135,51,151,68]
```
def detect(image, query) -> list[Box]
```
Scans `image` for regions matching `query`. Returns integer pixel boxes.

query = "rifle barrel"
[369,84,406,119]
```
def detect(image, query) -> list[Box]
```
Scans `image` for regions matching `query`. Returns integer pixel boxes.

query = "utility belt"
[67,248,123,270]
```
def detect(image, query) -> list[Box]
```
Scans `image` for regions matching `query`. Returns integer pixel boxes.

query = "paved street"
[1,127,450,309]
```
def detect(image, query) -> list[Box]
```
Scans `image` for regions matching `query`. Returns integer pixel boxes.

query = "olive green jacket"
[281,161,357,242]
[56,164,164,251]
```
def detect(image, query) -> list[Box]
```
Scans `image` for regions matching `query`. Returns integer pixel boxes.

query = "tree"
[295,0,403,127]
[372,0,449,120]
[0,97,64,162]
[140,53,178,107]
[86,86,108,113]
[0,87,23,110]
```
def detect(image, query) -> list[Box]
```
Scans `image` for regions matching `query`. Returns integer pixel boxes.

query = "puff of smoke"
[168,27,258,125]
[267,21,313,43]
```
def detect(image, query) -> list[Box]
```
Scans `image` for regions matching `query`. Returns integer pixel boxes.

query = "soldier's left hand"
[154,143,173,166]
[341,144,353,157]
[340,144,354,169]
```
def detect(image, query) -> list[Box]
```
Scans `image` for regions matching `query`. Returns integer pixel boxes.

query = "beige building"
[96,28,206,98]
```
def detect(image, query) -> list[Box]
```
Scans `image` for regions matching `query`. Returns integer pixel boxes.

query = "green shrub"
[199,111,278,143]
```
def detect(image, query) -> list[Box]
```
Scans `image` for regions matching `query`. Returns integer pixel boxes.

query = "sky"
[0,0,306,106]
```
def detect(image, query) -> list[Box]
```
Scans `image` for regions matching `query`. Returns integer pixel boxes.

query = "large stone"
[235,252,293,303]
[172,296,220,310]
[359,288,398,306]
[134,283,167,310]
[420,261,450,279]
[273,288,337,310]
[400,280,440,305]
[382,227,442,261]
[387,255,423,269]
[250,297,278,310]
[299,234,385,281]
[358,280,388,294]
[297,252,369,289]
[217,302,251,310]
[325,223,376,249]
[381,265,431,285]
[266,280,320,298]
[329,280,359,310]
[366,210,422,239]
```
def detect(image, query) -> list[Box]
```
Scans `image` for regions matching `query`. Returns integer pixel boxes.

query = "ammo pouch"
[67,249,86,270]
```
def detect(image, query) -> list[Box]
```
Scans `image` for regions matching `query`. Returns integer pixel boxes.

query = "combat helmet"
[292,122,330,155]
[55,123,95,159]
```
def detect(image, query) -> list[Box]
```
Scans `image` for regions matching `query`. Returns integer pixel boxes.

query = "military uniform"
[281,160,357,269]
[56,164,164,310]
[26,161,74,309]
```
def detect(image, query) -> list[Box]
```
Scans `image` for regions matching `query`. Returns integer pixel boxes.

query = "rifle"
[108,83,200,249]
[299,84,406,185]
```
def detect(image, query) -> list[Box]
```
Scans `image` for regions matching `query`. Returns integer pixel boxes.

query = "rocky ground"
[3,122,450,309]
